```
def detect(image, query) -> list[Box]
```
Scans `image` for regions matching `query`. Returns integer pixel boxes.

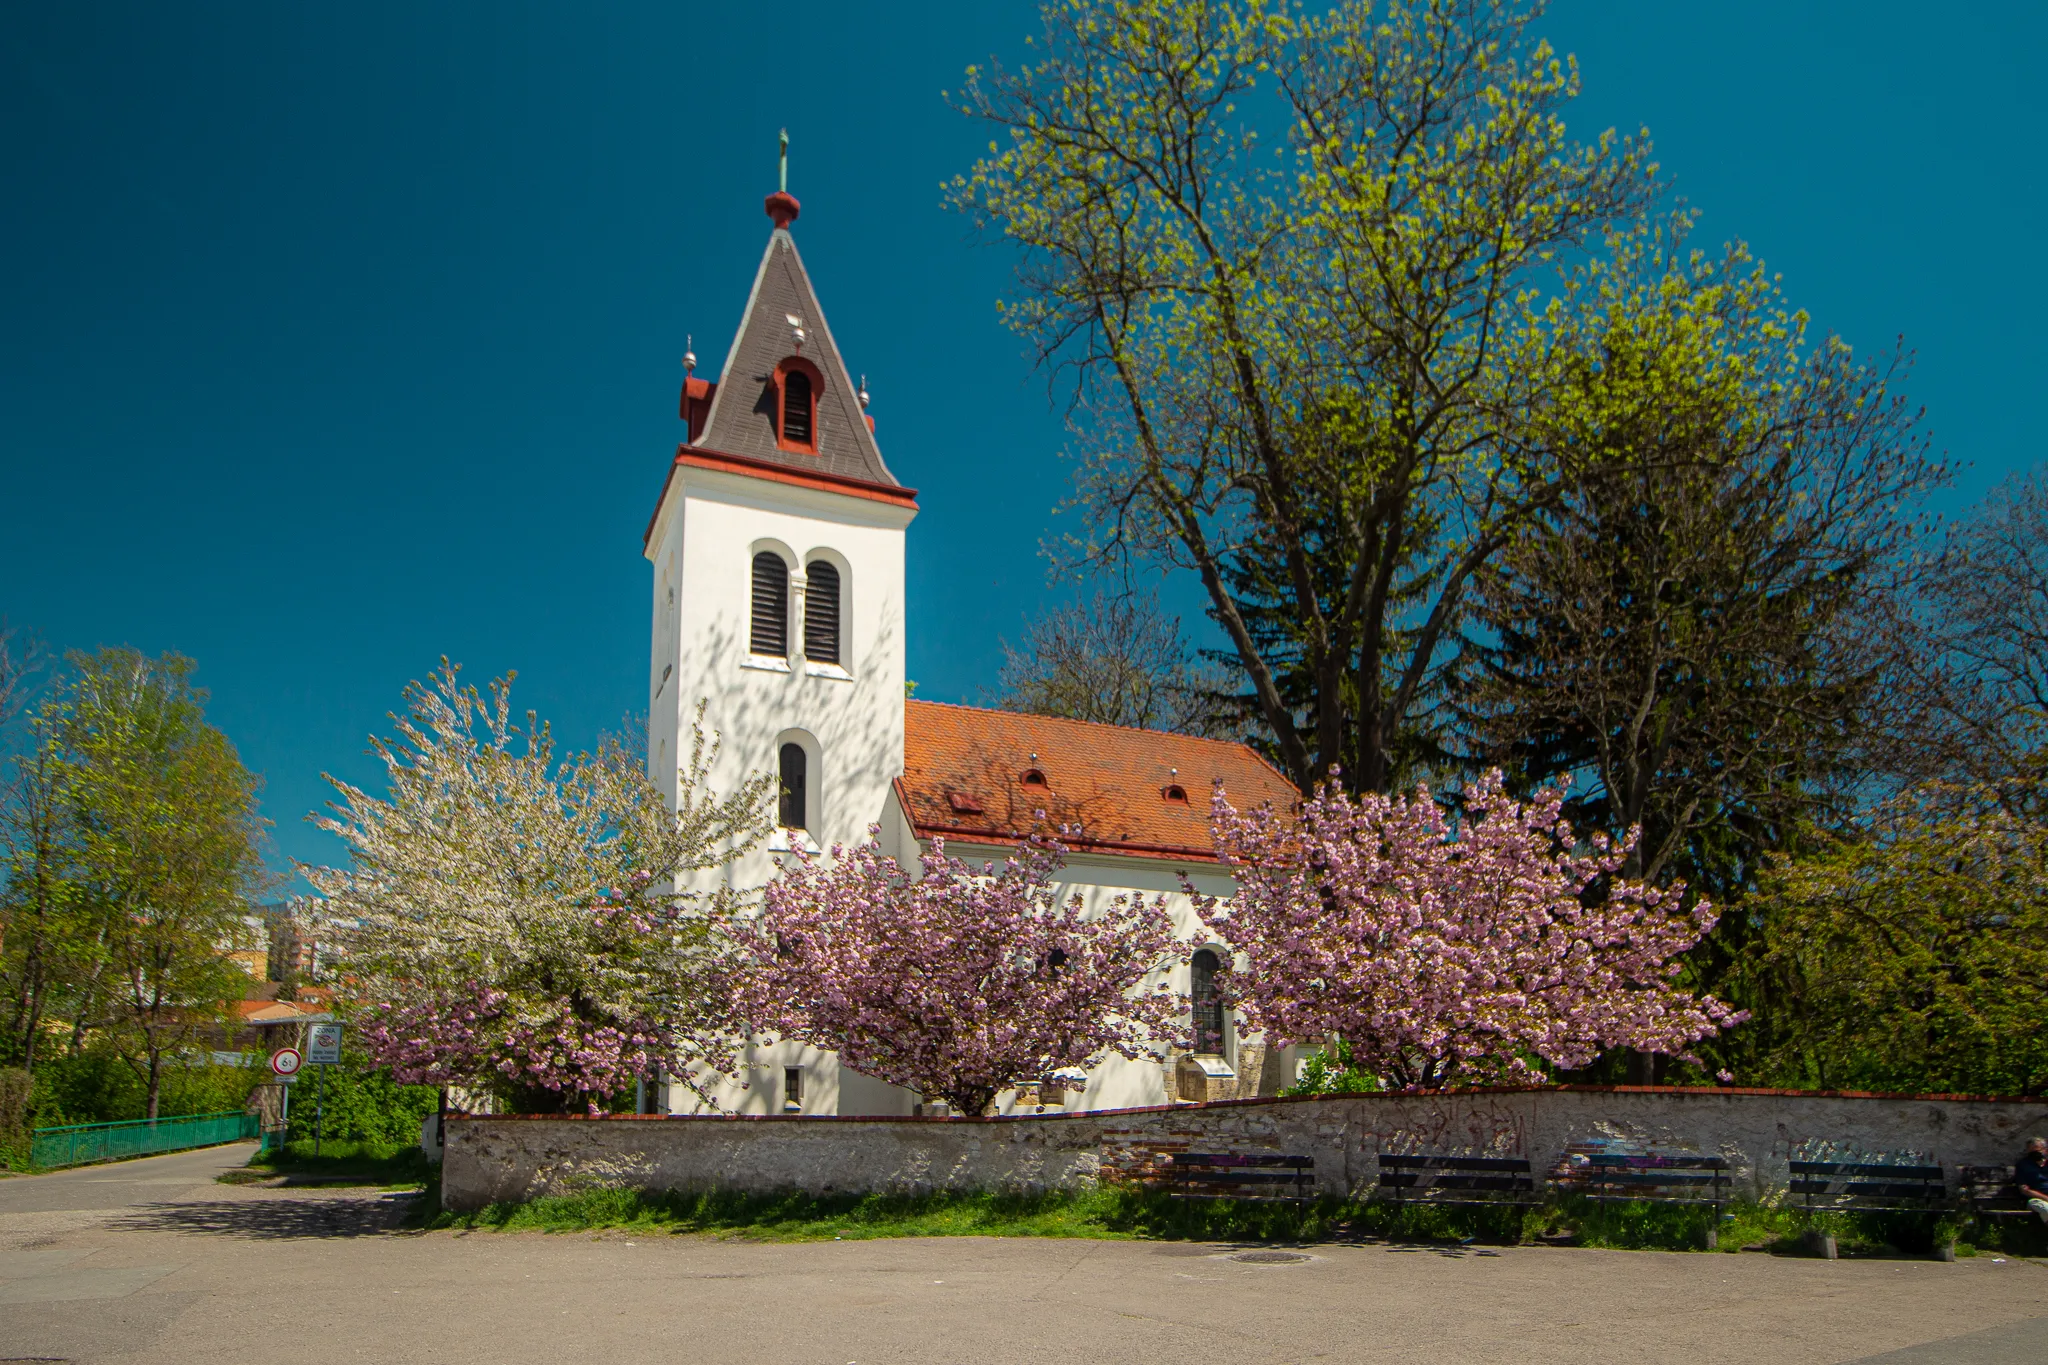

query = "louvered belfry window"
[781,369,813,446]
[750,552,788,656]
[804,560,841,666]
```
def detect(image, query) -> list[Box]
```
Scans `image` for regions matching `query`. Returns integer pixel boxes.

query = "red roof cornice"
[644,443,920,548]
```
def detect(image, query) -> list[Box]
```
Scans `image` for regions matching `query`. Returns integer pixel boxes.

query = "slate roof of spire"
[693,214,900,488]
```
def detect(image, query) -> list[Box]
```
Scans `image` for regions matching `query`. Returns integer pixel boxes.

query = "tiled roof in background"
[898,700,1298,862]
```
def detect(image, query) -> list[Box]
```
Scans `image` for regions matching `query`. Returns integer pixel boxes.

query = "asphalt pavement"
[2,1141,2045,1363]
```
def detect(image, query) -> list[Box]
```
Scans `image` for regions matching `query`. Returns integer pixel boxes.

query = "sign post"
[269,1047,303,1149]
[305,1024,343,1159]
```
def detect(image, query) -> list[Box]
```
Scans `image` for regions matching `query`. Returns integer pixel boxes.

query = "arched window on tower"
[751,552,788,657]
[804,560,840,666]
[778,742,808,831]
[1190,949,1225,1057]
[780,369,813,447]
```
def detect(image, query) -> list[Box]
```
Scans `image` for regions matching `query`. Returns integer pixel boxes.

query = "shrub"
[281,1046,438,1148]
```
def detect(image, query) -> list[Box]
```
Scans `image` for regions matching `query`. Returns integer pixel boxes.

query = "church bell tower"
[642,153,918,890]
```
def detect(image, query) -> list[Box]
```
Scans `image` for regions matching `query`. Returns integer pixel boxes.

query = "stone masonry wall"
[440,1087,2048,1212]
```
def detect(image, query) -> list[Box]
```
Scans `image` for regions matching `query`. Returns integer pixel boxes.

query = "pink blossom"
[737,829,1187,1116]
[1196,770,1745,1089]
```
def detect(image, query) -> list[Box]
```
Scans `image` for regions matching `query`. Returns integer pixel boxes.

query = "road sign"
[306,1023,343,1066]
[270,1047,303,1078]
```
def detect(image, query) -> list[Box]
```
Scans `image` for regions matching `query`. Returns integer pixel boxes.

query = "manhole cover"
[1230,1250,1311,1264]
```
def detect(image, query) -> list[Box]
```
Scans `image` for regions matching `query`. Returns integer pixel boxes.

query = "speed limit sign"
[270,1047,303,1078]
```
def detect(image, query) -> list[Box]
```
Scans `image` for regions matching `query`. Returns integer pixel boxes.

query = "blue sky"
[3,1,2042,875]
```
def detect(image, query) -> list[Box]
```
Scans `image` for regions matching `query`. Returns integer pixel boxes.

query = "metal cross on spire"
[778,128,788,194]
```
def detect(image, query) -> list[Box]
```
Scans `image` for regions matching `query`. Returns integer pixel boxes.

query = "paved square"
[2,1143,2044,1363]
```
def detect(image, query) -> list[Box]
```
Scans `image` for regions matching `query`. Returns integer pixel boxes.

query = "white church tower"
[643,174,918,902]
[641,163,1301,1118]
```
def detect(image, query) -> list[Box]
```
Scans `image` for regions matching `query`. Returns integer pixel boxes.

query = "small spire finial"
[857,374,870,409]
[765,129,801,229]
[682,334,696,376]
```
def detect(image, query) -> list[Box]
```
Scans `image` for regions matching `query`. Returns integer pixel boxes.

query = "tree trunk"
[145,1046,162,1121]
[943,1086,999,1119]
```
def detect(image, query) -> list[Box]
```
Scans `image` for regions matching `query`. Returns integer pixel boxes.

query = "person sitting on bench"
[2019,1137,2048,1223]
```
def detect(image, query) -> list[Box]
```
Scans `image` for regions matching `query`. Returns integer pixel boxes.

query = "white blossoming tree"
[306,662,773,1113]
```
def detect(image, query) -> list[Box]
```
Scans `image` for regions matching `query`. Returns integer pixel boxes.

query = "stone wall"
[440,1086,2048,1212]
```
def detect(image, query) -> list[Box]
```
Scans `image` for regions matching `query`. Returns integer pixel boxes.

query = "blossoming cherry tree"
[739,832,1186,1117]
[1197,769,1744,1088]
[309,664,772,1113]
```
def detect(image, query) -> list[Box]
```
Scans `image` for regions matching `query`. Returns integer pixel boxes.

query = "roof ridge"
[905,697,1261,755]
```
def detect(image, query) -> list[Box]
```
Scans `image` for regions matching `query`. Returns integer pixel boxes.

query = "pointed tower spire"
[689,150,898,489]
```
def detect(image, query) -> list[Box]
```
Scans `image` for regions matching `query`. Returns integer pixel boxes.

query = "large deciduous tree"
[992,587,1233,736]
[954,0,1652,793]
[309,665,772,1113]
[1459,231,1943,899]
[737,834,1186,1117]
[1880,468,2048,794]
[62,649,270,1118]
[1732,777,2048,1097]
[1196,770,1741,1087]
[1,686,87,1073]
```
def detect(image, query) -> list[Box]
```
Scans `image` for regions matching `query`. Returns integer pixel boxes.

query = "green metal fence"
[31,1110,260,1170]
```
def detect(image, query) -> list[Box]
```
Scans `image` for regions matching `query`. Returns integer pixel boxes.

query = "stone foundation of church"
[439,1086,2048,1212]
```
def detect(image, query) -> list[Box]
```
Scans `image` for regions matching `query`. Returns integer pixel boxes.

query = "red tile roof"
[234,1000,330,1025]
[897,700,1299,863]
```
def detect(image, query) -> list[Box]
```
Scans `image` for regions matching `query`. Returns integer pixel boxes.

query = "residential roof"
[896,700,1299,863]
[692,196,899,488]
[234,1000,331,1026]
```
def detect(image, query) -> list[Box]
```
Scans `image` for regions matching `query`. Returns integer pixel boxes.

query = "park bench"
[1165,1152,1314,1202]
[1788,1156,1949,1259]
[1957,1165,2038,1223]
[1552,1152,1732,1248]
[1788,1158,1947,1213]
[1377,1152,1537,1205]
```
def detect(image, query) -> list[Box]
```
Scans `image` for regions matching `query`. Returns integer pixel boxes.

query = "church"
[641,178,1300,1117]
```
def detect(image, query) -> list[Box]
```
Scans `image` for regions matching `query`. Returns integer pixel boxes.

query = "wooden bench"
[1957,1165,2039,1222]
[1165,1153,1313,1201]
[1790,1158,1950,1259]
[1555,1153,1733,1248]
[1788,1159,1947,1213]
[1377,1153,1537,1205]
[1570,1154,1731,1211]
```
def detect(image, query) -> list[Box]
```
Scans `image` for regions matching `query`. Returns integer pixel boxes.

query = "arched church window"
[778,742,808,831]
[1190,948,1225,1056]
[751,552,788,657]
[780,369,813,447]
[804,560,841,665]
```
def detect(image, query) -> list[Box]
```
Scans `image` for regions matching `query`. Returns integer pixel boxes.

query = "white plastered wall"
[645,465,913,875]
[645,463,915,1117]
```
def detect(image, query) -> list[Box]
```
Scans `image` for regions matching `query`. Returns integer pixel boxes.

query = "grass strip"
[426,1184,2042,1255]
